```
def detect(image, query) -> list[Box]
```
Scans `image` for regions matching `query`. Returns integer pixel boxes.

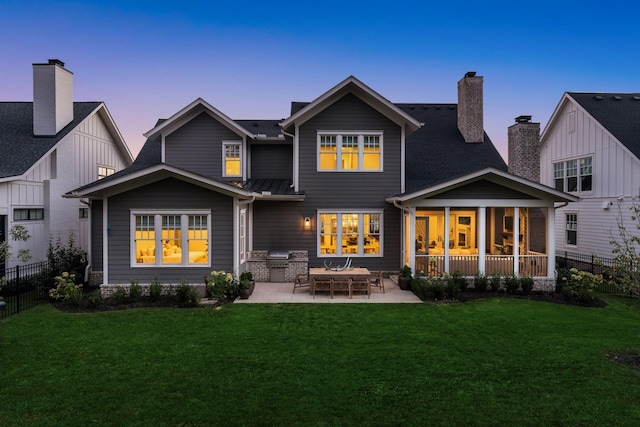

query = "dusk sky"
[2,1,638,161]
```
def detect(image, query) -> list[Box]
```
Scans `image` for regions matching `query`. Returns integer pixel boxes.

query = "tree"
[0,224,32,264]
[609,202,640,297]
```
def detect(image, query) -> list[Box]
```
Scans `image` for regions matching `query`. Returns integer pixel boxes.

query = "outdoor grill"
[267,250,290,282]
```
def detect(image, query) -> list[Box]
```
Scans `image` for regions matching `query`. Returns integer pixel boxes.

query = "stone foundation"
[247,250,308,282]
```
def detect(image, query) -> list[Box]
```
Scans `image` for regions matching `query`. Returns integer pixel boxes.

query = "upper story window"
[567,110,576,133]
[14,208,44,221]
[223,142,242,177]
[553,156,592,192]
[98,166,115,180]
[317,132,382,171]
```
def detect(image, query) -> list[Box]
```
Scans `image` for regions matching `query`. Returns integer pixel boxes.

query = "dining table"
[308,267,371,297]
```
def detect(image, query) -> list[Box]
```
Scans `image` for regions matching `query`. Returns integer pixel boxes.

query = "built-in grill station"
[266,250,290,282]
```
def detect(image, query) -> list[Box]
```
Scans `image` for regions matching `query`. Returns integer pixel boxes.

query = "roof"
[399,103,507,192]
[0,102,102,179]
[236,120,283,139]
[567,92,640,159]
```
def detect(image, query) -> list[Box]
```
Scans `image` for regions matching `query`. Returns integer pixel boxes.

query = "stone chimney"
[508,115,541,182]
[33,59,74,136]
[457,71,484,143]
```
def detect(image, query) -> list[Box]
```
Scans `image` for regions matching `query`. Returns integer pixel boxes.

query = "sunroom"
[388,168,578,281]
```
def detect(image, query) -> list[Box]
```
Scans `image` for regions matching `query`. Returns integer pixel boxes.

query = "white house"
[0,59,133,273]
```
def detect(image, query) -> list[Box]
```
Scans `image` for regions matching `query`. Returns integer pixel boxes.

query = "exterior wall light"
[304,217,311,230]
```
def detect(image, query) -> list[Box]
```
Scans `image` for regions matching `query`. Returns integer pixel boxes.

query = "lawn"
[1,296,639,426]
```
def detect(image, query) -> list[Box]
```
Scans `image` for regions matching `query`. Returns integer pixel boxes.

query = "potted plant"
[398,265,412,290]
[238,278,251,300]
[240,271,255,295]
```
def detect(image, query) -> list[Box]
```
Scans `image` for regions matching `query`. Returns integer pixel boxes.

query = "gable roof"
[0,102,132,179]
[399,103,507,192]
[565,92,640,159]
[280,76,423,134]
[143,98,256,141]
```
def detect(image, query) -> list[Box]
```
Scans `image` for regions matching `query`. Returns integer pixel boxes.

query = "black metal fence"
[0,261,54,319]
[556,251,638,299]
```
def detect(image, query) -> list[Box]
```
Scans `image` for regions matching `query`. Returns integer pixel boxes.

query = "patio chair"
[312,277,333,298]
[332,277,350,298]
[349,276,370,299]
[370,271,385,293]
[293,273,310,294]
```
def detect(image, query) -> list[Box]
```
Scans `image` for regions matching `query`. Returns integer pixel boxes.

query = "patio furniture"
[308,267,372,299]
[293,273,310,293]
[333,277,350,298]
[312,277,333,298]
[370,270,385,293]
[349,276,371,299]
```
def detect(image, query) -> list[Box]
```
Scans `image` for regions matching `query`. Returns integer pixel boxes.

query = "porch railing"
[416,253,548,277]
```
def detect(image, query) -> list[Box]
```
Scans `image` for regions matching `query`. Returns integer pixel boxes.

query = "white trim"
[293,124,300,192]
[316,131,383,172]
[401,126,406,193]
[222,140,243,178]
[317,210,384,258]
[103,198,109,285]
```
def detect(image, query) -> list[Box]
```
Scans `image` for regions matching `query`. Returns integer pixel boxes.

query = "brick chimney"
[457,71,484,143]
[508,115,541,182]
[33,59,74,136]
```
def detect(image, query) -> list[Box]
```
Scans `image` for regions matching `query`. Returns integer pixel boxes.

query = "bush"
[113,285,128,305]
[129,279,142,302]
[47,233,87,282]
[411,277,446,301]
[490,274,501,292]
[474,274,489,292]
[559,268,602,302]
[504,274,520,294]
[87,289,102,307]
[206,271,238,301]
[240,271,253,282]
[49,272,82,305]
[176,280,201,306]
[520,276,534,295]
[149,275,162,302]
[451,271,468,292]
[445,274,460,299]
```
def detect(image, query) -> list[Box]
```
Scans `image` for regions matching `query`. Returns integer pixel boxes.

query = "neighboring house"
[69,72,575,289]
[0,59,133,276]
[532,92,640,260]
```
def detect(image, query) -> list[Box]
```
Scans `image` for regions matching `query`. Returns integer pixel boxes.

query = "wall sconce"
[304,217,311,230]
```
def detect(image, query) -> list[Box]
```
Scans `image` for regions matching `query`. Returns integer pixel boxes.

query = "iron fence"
[0,261,54,319]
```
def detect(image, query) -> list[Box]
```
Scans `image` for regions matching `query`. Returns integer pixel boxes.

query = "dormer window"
[317,132,382,171]
[223,142,242,177]
[98,166,115,179]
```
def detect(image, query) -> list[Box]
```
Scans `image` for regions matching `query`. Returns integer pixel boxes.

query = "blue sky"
[2,1,638,160]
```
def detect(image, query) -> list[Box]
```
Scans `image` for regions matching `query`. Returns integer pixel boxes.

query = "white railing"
[416,254,548,277]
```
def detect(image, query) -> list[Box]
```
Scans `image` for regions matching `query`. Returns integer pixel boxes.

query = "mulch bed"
[428,290,609,309]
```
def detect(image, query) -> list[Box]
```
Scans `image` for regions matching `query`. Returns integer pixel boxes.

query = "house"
[69,72,576,291]
[514,92,640,260]
[0,59,133,277]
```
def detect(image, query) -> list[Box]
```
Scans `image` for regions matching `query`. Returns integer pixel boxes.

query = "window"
[14,208,44,221]
[223,142,242,177]
[132,211,210,266]
[98,166,115,179]
[318,211,382,256]
[566,213,577,245]
[317,132,382,171]
[567,111,576,133]
[553,156,592,192]
[79,207,88,219]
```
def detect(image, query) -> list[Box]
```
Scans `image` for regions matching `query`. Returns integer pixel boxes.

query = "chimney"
[508,115,541,182]
[33,59,74,136]
[457,71,484,143]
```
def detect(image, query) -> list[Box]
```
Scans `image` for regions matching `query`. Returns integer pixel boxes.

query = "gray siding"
[250,143,293,179]
[435,180,536,199]
[107,177,234,284]
[165,113,242,180]
[90,200,103,270]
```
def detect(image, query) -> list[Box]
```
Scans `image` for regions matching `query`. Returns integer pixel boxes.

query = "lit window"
[132,212,210,266]
[14,208,44,221]
[566,213,577,245]
[98,166,115,179]
[552,157,592,192]
[223,142,242,177]
[317,132,382,171]
[318,211,382,256]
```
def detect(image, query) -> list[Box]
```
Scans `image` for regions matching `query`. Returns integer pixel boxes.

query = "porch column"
[478,207,486,274]
[547,206,555,278]
[444,207,450,273]
[513,207,519,275]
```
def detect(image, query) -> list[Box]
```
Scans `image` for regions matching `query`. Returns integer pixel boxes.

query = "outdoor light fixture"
[304,217,311,230]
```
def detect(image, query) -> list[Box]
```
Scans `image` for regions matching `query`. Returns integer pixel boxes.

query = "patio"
[234,277,421,303]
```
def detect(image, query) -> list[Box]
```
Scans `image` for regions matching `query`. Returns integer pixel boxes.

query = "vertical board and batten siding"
[250,144,293,179]
[541,99,640,258]
[294,93,403,271]
[106,177,234,284]
[165,113,242,180]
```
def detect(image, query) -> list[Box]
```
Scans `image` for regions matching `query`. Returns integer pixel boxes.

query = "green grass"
[1,296,640,426]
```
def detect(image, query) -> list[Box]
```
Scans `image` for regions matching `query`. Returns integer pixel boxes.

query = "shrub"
[451,271,468,292]
[47,232,87,281]
[87,289,102,307]
[411,277,446,301]
[399,265,412,277]
[49,272,82,305]
[520,275,534,295]
[149,275,162,302]
[445,274,460,299]
[504,274,520,294]
[129,279,142,302]
[474,273,489,292]
[560,268,602,302]
[430,278,446,300]
[240,271,253,282]
[490,274,501,292]
[176,280,201,306]
[206,271,238,301]
[113,285,128,305]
